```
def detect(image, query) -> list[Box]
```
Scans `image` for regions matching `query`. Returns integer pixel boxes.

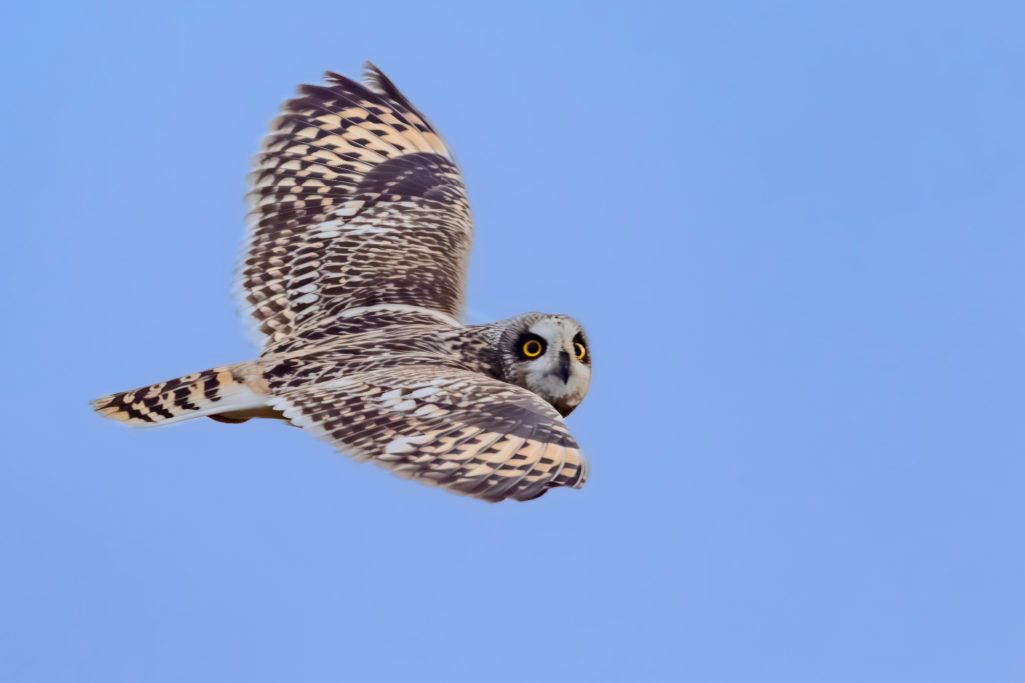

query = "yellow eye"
[522,338,544,358]
[574,342,588,361]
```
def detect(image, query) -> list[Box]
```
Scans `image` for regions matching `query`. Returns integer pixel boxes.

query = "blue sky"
[3,1,1024,681]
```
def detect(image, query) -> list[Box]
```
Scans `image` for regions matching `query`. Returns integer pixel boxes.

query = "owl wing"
[240,65,472,347]
[266,366,589,502]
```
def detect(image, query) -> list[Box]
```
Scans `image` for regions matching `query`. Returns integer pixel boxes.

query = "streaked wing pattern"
[240,65,472,346]
[94,65,592,504]
[267,366,589,502]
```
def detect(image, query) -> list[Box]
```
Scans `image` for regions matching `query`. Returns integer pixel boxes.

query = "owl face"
[498,314,591,416]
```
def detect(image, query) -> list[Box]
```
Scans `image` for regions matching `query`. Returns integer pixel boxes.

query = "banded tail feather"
[92,364,271,427]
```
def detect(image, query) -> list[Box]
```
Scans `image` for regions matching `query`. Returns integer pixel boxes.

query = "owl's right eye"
[518,336,546,359]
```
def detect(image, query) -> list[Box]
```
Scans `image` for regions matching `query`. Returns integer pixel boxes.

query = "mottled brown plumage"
[93,65,592,502]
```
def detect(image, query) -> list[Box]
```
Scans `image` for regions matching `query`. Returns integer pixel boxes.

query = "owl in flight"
[93,64,591,502]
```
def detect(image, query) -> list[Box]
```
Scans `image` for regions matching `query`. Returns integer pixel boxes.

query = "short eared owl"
[93,64,591,502]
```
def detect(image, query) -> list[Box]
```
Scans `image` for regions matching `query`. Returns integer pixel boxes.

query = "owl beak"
[557,351,571,383]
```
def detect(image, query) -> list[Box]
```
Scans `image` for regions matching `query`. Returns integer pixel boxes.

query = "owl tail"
[92,364,270,427]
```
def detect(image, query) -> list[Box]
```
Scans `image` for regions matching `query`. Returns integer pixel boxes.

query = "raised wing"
[240,65,472,347]
[267,366,589,502]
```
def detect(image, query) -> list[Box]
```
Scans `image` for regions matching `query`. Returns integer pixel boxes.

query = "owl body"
[258,313,589,414]
[94,66,592,502]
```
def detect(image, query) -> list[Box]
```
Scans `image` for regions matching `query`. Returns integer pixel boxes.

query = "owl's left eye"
[574,342,587,361]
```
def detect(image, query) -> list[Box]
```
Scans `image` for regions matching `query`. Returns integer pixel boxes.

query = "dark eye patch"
[573,332,590,364]
[516,332,547,360]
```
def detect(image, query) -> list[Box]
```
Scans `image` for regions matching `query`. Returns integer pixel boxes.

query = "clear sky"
[3,1,1024,681]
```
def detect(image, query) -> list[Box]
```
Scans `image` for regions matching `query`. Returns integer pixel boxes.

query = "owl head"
[496,313,592,416]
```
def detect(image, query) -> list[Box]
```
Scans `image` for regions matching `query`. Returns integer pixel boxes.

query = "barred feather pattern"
[92,365,266,426]
[240,64,470,346]
[267,364,588,502]
[94,66,592,503]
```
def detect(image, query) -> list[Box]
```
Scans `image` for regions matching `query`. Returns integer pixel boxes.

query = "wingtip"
[362,62,411,105]
[362,61,387,92]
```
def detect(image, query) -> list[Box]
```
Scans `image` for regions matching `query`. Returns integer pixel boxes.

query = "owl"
[93,64,591,502]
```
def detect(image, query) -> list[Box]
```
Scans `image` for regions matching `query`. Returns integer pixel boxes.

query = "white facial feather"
[511,315,591,416]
